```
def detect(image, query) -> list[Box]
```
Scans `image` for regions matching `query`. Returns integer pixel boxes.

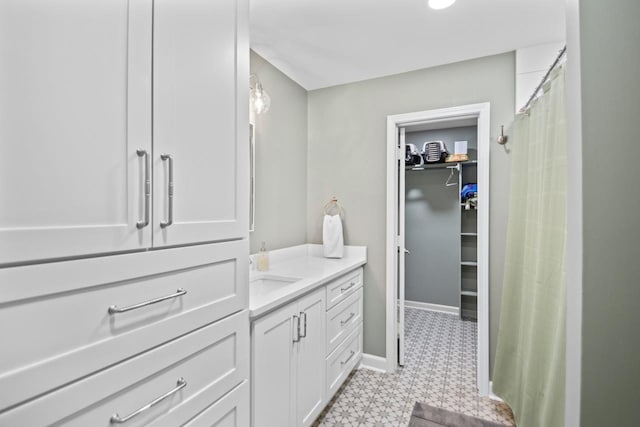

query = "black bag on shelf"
[405,143,423,166]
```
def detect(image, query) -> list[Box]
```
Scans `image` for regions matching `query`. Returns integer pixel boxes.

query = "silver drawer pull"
[292,315,300,342]
[340,312,356,326]
[299,311,308,338]
[136,149,151,229]
[160,154,174,228]
[340,350,356,366]
[340,281,357,293]
[110,377,187,424]
[108,288,187,314]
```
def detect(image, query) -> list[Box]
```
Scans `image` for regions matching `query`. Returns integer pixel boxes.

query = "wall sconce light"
[249,74,271,115]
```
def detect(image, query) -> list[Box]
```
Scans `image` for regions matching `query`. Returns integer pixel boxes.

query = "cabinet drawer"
[326,287,363,355]
[326,324,362,396]
[0,240,248,410]
[0,310,249,426]
[325,267,363,310]
[183,381,249,427]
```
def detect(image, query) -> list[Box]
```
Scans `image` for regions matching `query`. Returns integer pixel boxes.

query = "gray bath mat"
[409,403,512,427]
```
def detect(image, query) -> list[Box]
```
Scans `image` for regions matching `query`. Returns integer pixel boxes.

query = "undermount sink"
[250,274,301,290]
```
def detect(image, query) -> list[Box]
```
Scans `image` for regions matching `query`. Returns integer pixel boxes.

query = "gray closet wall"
[404,126,477,308]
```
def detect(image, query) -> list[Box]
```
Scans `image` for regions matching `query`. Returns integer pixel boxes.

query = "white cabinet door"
[296,288,327,427]
[0,0,153,265]
[252,302,297,427]
[152,0,249,247]
[252,288,327,427]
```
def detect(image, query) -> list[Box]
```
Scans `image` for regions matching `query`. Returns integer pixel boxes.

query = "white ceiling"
[250,0,565,90]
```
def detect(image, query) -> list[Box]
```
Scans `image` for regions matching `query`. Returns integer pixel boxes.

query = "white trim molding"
[385,102,491,396]
[404,300,459,316]
[359,353,388,373]
[564,0,583,425]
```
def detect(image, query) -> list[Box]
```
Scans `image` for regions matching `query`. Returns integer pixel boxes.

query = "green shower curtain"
[493,66,567,427]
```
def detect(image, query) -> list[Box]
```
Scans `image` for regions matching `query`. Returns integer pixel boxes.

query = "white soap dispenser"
[257,241,269,272]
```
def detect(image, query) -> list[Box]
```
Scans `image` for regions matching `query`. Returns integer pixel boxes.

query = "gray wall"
[405,169,460,307]
[249,51,308,254]
[404,127,478,308]
[307,53,515,374]
[578,1,640,425]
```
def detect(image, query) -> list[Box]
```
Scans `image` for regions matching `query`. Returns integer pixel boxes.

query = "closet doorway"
[385,103,491,396]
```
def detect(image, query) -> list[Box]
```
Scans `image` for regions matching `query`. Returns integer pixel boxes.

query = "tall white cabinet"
[0,0,250,425]
[0,0,247,265]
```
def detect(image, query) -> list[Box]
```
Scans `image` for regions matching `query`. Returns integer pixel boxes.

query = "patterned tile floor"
[313,308,515,426]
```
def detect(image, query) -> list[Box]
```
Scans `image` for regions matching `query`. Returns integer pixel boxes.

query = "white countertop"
[249,244,367,319]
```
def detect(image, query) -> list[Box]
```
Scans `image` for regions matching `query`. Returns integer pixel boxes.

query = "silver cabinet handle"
[136,149,151,229]
[340,312,356,327]
[404,248,410,255]
[340,350,356,366]
[299,312,307,338]
[110,377,187,424]
[160,154,174,228]
[341,281,356,293]
[292,315,300,342]
[108,288,187,314]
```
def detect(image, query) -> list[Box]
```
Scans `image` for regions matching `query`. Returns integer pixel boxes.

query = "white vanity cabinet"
[0,0,248,265]
[252,288,326,427]
[251,265,365,427]
[324,268,364,396]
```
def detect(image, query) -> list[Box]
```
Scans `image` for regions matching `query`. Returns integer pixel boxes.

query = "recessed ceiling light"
[428,0,456,10]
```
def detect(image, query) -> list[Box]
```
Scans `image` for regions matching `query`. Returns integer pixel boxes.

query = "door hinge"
[396,146,403,161]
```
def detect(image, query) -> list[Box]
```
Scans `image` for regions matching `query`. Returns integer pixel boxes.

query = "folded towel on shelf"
[323,214,344,258]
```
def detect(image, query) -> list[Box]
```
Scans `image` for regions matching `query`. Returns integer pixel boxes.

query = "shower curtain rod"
[519,45,567,113]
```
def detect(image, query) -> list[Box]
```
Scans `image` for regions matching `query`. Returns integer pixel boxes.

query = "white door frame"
[398,127,406,366]
[385,102,491,396]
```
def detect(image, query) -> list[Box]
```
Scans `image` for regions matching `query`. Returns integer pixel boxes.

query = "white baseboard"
[405,300,459,316]
[359,353,387,373]
[489,381,503,402]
